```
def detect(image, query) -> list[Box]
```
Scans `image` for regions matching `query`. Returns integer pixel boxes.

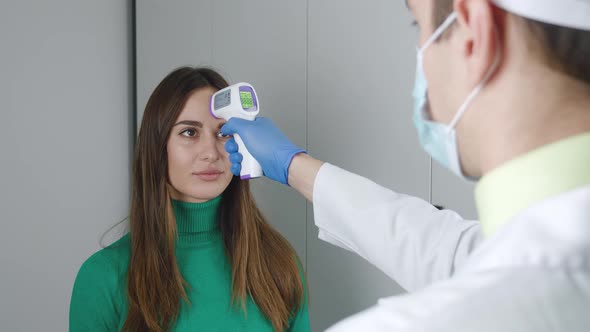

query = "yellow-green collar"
[475,132,590,237]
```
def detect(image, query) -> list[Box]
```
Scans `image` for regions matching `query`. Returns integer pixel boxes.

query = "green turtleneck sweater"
[69,196,310,331]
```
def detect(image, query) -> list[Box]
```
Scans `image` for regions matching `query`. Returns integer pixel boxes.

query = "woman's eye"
[181,129,197,137]
[217,131,231,139]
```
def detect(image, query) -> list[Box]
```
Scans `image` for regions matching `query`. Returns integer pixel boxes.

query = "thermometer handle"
[234,134,263,180]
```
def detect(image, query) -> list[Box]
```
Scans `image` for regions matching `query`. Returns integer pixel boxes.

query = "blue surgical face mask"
[413,13,499,180]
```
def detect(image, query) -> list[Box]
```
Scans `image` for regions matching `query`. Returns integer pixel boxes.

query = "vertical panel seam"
[305,0,310,273]
[131,0,137,139]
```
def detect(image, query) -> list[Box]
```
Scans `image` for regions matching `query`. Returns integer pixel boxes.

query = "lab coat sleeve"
[312,163,482,292]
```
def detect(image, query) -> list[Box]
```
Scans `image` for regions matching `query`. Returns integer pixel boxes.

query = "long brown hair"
[124,67,304,332]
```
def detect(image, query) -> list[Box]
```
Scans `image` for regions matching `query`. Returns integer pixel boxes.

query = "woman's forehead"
[177,88,224,125]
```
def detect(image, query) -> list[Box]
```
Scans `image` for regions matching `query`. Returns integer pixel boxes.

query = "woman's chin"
[170,177,231,203]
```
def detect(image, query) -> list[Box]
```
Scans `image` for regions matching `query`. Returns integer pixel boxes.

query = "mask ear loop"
[417,13,458,122]
[448,29,503,131]
[420,12,459,52]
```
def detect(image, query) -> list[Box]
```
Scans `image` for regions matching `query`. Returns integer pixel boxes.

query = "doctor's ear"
[453,0,503,87]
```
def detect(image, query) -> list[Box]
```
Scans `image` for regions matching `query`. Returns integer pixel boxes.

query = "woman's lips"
[193,170,224,181]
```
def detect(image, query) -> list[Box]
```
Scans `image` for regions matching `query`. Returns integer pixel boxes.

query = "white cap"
[493,0,590,30]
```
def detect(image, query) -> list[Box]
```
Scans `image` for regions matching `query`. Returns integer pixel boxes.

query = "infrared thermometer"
[210,83,263,180]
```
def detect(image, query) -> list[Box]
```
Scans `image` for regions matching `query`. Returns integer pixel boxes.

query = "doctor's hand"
[221,117,306,185]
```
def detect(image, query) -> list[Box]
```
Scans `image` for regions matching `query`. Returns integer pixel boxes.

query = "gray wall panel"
[306,0,428,330]
[136,0,213,124]
[0,1,133,331]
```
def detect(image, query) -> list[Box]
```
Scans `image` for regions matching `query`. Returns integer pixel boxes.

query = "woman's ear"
[454,0,501,86]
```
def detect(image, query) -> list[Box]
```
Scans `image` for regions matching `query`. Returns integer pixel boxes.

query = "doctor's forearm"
[288,153,325,201]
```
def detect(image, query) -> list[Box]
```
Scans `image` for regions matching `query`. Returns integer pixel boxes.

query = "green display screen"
[240,91,254,109]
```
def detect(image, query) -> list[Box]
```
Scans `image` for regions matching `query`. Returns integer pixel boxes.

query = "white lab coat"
[313,163,590,332]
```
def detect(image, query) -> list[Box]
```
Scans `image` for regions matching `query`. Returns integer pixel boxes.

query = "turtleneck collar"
[172,195,223,246]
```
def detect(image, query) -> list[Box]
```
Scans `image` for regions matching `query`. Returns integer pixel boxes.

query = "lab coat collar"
[463,185,590,274]
[475,132,590,236]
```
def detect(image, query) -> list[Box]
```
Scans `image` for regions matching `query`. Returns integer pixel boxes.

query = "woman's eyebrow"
[174,120,203,127]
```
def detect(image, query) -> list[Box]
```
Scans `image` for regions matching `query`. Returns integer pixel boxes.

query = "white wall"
[0,1,133,331]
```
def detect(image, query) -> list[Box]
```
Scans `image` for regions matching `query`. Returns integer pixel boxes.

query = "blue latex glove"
[221,117,306,185]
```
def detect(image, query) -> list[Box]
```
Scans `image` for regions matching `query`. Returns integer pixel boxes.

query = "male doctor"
[221,0,590,331]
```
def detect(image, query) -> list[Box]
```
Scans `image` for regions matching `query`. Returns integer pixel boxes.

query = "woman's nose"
[199,135,220,161]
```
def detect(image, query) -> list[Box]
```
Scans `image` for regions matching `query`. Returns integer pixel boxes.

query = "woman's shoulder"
[102,232,131,256]
[75,234,131,283]
[70,235,130,330]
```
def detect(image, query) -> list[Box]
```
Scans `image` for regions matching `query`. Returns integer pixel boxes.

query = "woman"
[69,67,309,332]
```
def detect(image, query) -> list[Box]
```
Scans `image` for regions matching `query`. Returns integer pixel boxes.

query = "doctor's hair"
[433,1,590,85]
[125,66,304,332]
